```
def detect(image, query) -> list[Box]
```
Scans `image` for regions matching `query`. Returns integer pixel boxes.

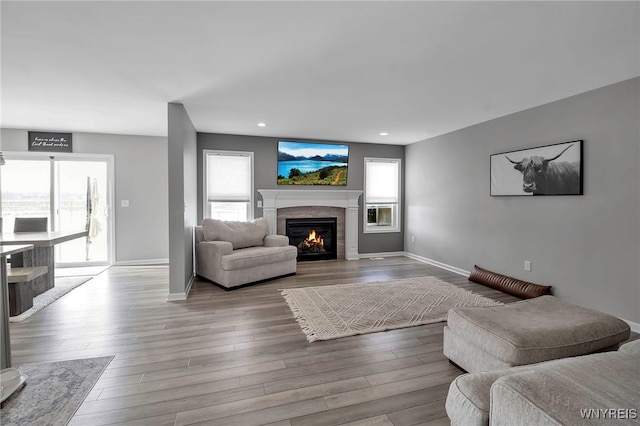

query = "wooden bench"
[7,266,48,316]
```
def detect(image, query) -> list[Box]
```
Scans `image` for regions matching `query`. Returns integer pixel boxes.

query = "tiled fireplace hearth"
[258,189,362,260]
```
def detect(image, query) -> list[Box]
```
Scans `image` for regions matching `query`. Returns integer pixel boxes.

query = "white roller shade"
[207,153,252,202]
[365,159,399,203]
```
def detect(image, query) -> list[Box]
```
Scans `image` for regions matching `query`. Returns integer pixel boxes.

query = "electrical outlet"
[411,236,415,243]
[257,200,263,208]
[524,260,531,271]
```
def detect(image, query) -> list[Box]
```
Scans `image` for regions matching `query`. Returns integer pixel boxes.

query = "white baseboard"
[114,258,169,266]
[167,273,195,301]
[166,292,187,301]
[403,252,469,277]
[357,251,406,260]
[353,251,469,278]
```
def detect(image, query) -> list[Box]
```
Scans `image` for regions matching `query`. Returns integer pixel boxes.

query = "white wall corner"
[167,292,187,301]
[167,273,195,301]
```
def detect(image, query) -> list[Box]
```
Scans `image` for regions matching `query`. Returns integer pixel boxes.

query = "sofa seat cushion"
[447,369,504,426]
[447,295,630,368]
[447,346,640,426]
[220,245,298,271]
[490,350,640,425]
[202,217,269,249]
[447,359,561,426]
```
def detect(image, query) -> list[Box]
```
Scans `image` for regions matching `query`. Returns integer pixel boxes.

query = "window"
[364,157,401,233]
[204,150,253,221]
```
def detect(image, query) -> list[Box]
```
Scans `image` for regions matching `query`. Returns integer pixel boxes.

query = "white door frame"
[2,151,115,266]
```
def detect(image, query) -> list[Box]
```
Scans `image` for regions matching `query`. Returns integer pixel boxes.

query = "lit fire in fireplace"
[298,229,325,253]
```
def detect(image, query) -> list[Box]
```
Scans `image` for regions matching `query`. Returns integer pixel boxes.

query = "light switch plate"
[121,200,130,207]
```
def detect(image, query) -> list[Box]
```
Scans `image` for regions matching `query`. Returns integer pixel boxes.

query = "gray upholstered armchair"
[195,217,297,289]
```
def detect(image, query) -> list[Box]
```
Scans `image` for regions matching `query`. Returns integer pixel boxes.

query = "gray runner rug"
[0,356,114,426]
[10,276,93,323]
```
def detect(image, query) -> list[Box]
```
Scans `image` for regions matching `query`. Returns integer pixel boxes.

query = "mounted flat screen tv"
[277,141,349,186]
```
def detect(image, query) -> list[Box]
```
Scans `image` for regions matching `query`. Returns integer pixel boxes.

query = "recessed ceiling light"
[379,132,389,136]
[257,122,267,127]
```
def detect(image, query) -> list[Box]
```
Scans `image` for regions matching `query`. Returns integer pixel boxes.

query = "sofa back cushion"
[202,217,269,249]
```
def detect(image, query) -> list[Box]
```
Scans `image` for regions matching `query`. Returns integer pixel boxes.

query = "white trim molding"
[203,150,254,221]
[114,258,169,266]
[356,251,406,260]
[363,157,402,234]
[403,252,470,277]
[167,273,195,301]
[258,189,362,260]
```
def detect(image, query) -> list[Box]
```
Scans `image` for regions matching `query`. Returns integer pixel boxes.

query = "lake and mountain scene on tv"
[277,141,349,185]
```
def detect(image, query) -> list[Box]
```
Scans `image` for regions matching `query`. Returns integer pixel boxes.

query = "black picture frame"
[490,140,583,196]
[28,131,73,153]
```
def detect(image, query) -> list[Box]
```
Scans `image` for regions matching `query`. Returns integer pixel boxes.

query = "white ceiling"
[1,1,638,145]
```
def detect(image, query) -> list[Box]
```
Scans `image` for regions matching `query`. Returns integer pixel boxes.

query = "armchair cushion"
[202,217,269,249]
[264,234,290,247]
[220,245,298,271]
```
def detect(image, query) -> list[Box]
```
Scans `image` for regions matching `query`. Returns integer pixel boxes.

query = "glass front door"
[0,154,113,266]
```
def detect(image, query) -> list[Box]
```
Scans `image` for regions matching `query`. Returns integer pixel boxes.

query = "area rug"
[280,276,502,342]
[0,356,114,426]
[9,276,93,322]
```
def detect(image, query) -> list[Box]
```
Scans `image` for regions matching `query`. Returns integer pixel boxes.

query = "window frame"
[203,149,254,221]
[363,157,402,234]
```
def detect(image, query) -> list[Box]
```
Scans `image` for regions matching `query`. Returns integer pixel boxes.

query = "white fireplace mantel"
[258,189,362,260]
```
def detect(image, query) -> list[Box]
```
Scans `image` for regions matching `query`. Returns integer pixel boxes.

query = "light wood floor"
[9,257,521,426]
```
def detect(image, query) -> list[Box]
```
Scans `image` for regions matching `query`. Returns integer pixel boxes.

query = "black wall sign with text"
[28,131,73,153]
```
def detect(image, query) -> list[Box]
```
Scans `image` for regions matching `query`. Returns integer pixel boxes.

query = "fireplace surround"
[258,189,362,260]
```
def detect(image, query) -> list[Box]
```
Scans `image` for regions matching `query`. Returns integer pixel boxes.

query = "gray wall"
[0,128,169,263]
[167,103,198,298]
[405,78,640,323]
[197,133,405,254]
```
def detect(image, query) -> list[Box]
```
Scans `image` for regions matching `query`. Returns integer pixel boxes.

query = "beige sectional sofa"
[442,273,635,425]
[446,339,640,425]
[195,218,297,289]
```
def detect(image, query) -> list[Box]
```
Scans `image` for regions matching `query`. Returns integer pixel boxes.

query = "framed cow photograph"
[490,140,583,196]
